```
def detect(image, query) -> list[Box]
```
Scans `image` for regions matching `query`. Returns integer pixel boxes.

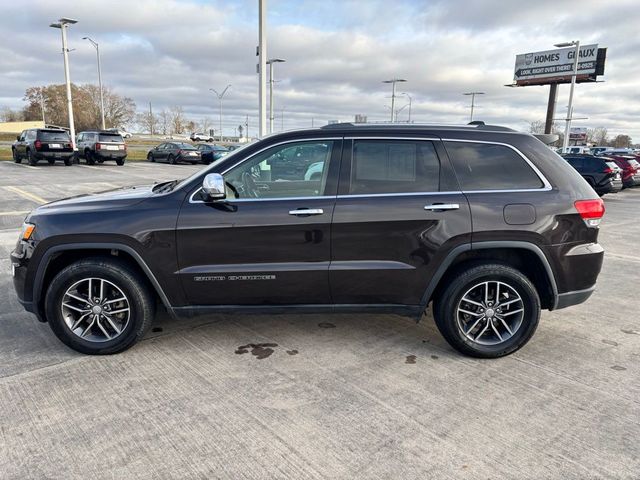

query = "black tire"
[116,158,125,166]
[27,149,38,166]
[433,263,540,358]
[44,257,155,355]
[86,150,95,165]
[47,158,56,165]
[64,156,73,166]
[12,149,21,163]
[147,153,155,162]
[168,154,177,165]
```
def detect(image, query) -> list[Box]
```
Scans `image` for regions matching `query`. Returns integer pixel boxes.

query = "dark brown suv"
[12,128,74,166]
[11,123,605,357]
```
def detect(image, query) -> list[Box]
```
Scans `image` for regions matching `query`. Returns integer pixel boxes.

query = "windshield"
[175,143,195,149]
[39,130,70,141]
[175,141,255,191]
[99,133,124,142]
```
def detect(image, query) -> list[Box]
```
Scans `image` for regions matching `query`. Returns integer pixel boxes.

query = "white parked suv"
[190,132,214,142]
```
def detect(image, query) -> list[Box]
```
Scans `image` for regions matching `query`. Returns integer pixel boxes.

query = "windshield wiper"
[153,179,180,194]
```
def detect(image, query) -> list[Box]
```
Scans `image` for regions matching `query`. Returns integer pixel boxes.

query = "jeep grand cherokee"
[10,123,605,357]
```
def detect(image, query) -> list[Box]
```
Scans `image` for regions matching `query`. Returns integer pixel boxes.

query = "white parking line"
[7,162,40,170]
[77,165,126,174]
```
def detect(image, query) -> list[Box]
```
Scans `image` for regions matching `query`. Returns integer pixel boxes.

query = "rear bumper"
[555,286,595,309]
[34,151,74,159]
[96,150,127,160]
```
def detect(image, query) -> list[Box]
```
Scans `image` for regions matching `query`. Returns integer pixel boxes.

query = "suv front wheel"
[44,258,155,355]
[434,263,540,358]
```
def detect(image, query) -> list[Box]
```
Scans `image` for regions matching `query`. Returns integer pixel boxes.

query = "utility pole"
[258,0,267,137]
[267,58,285,134]
[555,40,581,153]
[210,85,231,142]
[382,78,407,122]
[50,18,78,150]
[83,37,105,130]
[463,92,485,122]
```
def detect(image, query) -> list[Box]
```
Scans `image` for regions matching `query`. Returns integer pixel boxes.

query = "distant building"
[0,120,45,133]
[354,114,367,123]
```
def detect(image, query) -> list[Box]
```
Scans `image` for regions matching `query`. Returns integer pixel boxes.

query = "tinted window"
[445,141,544,191]
[225,140,333,199]
[38,130,70,141]
[349,140,440,194]
[565,157,583,169]
[99,133,123,142]
[175,143,195,149]
[585,157,604,171]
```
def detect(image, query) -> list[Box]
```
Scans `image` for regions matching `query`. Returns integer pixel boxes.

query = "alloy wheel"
[61,277,131,343]
[456,281,524,346]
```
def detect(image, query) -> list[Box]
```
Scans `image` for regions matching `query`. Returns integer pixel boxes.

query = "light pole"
[83,36,105,130]
[401,92,412,123]
[50,17,78,149]
[555,40,580,153]
[258,0,267,137]
[209,85,231,142]
[383,78,407,122]
[267,58,285,134]
[463,91,485,122]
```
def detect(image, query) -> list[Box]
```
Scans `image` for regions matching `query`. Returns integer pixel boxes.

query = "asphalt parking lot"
[0,160,639,479]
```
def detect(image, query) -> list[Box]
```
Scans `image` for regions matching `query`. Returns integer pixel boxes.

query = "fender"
[419,240,559,313]
[32,242,174,315]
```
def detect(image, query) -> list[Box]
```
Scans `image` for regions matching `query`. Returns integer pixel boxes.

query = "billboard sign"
[569,127,588,141]
[514,44,599,84]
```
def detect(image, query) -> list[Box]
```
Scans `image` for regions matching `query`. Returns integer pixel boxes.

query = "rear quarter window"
[445,141,544,191]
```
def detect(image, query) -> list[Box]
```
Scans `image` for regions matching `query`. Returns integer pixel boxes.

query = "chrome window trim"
[441,138,553,192]
[189,137,342,204]
[344,136,441,141]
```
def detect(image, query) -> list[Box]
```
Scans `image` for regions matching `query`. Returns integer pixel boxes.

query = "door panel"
[329,138,471,305]
[176,138,342,306]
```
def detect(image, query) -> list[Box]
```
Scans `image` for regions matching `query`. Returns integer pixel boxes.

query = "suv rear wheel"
[44,258,155,355]
[434,263,540,358]
[85,150,95,165]
[27,149,37,166]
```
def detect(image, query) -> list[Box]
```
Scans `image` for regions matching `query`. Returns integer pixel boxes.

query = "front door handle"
[424,203,460,211]
[289,208,324,216]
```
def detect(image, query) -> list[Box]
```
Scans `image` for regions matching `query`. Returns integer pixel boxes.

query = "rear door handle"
[424,203,460,211]
[289,208,324,216]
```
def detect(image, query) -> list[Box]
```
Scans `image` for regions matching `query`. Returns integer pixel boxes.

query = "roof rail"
[320,122,516,132]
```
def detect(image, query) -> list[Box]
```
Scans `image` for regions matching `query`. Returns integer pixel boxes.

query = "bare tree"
[137,111,158,135]
[612,134,632,148]
[200,116,212,133]
[158,109,170,136]
[587,127,608,146]
[528,120,546,134]
[169,106,185,134]
[0,106,25,122]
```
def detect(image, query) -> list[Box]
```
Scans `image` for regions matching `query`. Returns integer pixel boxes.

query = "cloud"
[1,0,638,140]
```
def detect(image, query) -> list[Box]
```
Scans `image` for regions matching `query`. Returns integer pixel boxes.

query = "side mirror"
[16,135,21,141]
[202,173,226,200]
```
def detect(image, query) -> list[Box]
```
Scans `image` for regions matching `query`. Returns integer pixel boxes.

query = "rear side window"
[445,141,544,191]
[349,140,440,194]
[99,133,123,142]
[38,130,70,141]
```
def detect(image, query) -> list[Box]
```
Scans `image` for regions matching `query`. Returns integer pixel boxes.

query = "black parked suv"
[562,154,623,195]
[12,128,74,166]
[76,130,127,165]
[11,124,605,357]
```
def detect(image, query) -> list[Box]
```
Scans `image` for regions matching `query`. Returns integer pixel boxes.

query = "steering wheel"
[241,171,259,198]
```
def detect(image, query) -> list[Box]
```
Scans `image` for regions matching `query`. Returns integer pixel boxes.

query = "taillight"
[96,143,101,150]
[574,199,605,227]
[603,167,613,173]
[34,140,42,150]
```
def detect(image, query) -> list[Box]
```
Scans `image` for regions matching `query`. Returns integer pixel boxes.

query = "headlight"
[20,222,36,241]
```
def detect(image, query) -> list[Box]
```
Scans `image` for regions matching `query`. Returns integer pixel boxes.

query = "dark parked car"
[11,123,605,357]
[147,142,202,164]
[608,156,640,188]
[562,154,623,195]
[76,131,127,166]
[196,144,229,164]
[12,128,74,166]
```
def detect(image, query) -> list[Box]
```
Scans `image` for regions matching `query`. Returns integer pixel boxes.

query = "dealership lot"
[0,161,638,478]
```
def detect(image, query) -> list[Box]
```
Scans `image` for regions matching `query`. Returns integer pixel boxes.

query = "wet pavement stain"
[405,355,417,364]
[318,322,336,329]
[431,355,439,360]
[602,339,618,346]
[235,343,278,359]
[286,350,299,355]
[611,365,627,371]
[151,327,163,333]
[621,329,640,335]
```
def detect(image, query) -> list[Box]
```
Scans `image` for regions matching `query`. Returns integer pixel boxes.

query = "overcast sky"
[1,0,639,139]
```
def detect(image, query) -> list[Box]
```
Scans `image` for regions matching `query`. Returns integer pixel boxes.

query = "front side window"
[224,140,334,199]
[445,141,544,191]
[349,140,440,194]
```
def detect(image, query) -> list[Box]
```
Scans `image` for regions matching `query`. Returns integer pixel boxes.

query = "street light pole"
[258,0,267,138]
[209,85,231,142]
[267,58,285,134]
[83,37,105,130]
[401,92,412,123]
[463,92,485,122]
[555,40,581,153]
[383,78,407,122]
[50,18,78,149]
